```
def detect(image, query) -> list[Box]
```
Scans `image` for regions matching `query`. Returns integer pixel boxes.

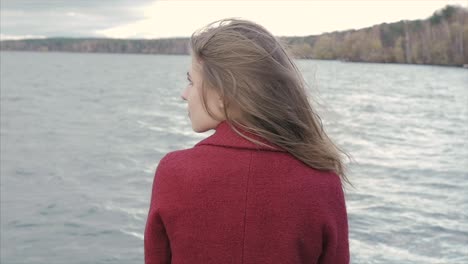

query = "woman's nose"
[181,87,188,101]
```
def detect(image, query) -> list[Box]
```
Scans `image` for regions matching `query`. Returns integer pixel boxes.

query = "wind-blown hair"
[189,18,351,186]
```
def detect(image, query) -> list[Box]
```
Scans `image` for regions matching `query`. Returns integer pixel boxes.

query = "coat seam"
[241,152,253,264]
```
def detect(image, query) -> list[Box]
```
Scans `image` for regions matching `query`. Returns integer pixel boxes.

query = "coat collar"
[195,120,287,152]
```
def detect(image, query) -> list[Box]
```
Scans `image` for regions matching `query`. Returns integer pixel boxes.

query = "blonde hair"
[189,18,351,186]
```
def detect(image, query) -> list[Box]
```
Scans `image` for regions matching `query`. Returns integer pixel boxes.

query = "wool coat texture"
[145,120,349,264]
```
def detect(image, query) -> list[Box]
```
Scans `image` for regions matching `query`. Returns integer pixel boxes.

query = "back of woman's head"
[190,18,350,186]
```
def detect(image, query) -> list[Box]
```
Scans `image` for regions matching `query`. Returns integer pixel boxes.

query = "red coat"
[145,120,349,264]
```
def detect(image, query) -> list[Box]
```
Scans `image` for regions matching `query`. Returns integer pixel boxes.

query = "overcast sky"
[1,0,466,40]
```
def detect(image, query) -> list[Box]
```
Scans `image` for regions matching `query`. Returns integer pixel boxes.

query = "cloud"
[1,0,467,39]
[96,0,468,39]
[0,0,154,38]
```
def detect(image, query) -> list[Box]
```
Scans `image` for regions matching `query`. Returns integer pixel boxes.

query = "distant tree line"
[0,37,191,55]
[284,5,468,66]
[1,5,467,66]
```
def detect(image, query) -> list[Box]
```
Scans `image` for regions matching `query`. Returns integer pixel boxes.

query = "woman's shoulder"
[158,145,212,164]
[155,148,196,171]
[151,149,197,189]
[155,146,216,174]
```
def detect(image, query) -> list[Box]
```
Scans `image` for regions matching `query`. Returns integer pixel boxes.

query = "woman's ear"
[218,97,224,109]
[215,93,224,109]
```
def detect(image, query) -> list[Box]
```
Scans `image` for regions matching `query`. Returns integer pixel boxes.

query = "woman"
[145,18,350,264]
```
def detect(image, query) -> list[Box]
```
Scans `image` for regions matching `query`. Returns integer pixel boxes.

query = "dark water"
[1,51,467,264]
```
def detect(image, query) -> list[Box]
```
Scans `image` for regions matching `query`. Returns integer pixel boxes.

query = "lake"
[1,51,467,263]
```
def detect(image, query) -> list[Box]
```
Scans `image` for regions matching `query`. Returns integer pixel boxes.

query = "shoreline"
[1,49,466,68]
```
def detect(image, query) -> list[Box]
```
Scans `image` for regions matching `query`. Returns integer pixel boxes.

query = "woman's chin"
[191,122,212,133]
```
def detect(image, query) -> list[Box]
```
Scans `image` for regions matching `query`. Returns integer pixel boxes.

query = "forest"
[1,5,467,66]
